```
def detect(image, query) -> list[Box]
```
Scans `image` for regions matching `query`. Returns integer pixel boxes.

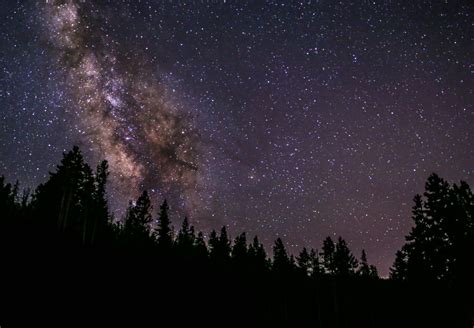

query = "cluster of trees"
[1,146,472,326]
[0,147,378,279]
[119,189,380,278]
[2,146,473,284]
[390,173,474,287]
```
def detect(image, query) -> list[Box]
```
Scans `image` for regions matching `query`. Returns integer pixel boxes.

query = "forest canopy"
[0,146,472,327]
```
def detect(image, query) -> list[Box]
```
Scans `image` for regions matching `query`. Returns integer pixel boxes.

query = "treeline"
[0,146,378,279]
[0,146,472,327]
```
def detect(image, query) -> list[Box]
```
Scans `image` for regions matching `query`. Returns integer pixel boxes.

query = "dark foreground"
[1,222,471,328]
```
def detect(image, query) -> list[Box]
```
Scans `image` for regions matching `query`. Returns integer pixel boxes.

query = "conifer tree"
[209,229,219,257]
[391,173,474,284]
[31,146,96,236]
[369,264,378,278]
[248,236,268,270]
[297,247,311,276]
[123,191,153,240]
[176,217,195,253]
[309,248,323,276]
[156,199,172,249]
[358,250,378,278]
[232,232,248,264]
[209,226,231,264]
[175,217,196,261]
[357,250,371,276]
[272,238,290,273]
[390,248,409,280]
[194,231,208,260]
[321,236,336,274]
[333,237,358,276]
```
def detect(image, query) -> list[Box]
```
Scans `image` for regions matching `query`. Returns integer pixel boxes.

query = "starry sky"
[0,0,472,275]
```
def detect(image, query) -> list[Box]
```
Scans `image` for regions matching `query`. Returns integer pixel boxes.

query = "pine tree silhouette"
[369,264,378,278]
[390,248,409,280]
[123,190,153,248]
[175,217,195,256]
[208,229,219,259]
[232,232,248,264]
[2,146,472,327]
[155,199,172,250]
[391,172,474,286]
[449,180,474,285]
[357,250,371,276]
[248,236,268,271]
[31,146,99,239]
[333,237,358,276]
[297,247,311,276]
[272,238,291,274]
[209,226,231,265]
[194,231,208,260]
[321,236,336,275]
[357,250,377,278]
[309,248,323,276]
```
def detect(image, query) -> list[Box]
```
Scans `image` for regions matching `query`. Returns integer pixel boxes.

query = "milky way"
[42,0,202,215]
[0,1,472,275]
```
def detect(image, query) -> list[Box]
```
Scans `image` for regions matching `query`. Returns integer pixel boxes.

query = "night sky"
[1,0,472,275]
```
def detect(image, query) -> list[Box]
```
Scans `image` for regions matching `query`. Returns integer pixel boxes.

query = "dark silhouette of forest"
[0,146,472,327]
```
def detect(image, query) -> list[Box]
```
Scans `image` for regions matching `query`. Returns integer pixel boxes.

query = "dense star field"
[0,1,472,275]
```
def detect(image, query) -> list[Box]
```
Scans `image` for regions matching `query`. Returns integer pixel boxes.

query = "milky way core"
[42,0,202,214]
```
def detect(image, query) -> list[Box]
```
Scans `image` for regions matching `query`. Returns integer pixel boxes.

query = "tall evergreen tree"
[391,173,474,284]
[422,174,451,281]
[248,236,268,270]
[309,248,323,276]
[390,248,409,280]
[209,226,231,264]
[391,194,429,280]
[357,250,370,276]
[297,247,311,276]
[194,231,208,260]
[321,236,336,275]
[357,250,377,278]
[272,238,291,273]
[333,237,358,276]
[122,190,153,248]
[219,226,232,261]
[232,232,248,264]
[369,264,378,278]
[31,146,96,236]
[446,180,474,284]
[175,217,195,253]
[155,199,172,249]
[208,229,219,258]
